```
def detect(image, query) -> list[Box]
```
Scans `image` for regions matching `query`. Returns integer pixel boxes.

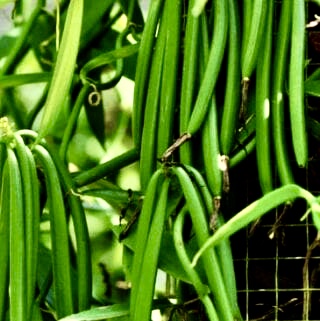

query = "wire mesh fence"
[231,2,320,320]
[233,202,320,320]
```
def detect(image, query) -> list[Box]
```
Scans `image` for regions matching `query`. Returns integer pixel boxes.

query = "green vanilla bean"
[288,0,308,167]
[220,0,241,156]
[173,206,219,321]
[129,169,163,319]
[37,0,84,140]
[179,0,199,164]
[132,0,164,147]
[0,164,10,321]
[172,166,235,321]
[33,145,74,318]
[187,0,228,135]
[271,0,294,185]
[13,134,40,320]
[7,147,27,321]
[255,0,273,194]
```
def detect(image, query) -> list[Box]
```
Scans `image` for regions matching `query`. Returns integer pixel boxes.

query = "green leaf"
[58,304,129,321]
[0,35,16,59]
[308,117,320,141]
[305,79,320,97]
[79,0,115,50]
[112,225,205,284]
[83,187,142,211]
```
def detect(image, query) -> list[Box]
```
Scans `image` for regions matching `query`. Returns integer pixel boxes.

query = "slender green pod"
[241,0,267,79]
[185,165,242,320]
[62,193,91,311]
[33,145,74,318]
[68,194,91,311]
[255,0,273,194]
[173,208,208,299]
[271,0,294,185]
[33,137,91,312]
[157,0,181,158]
[129,169,163,311]
[0,163,10,321]
[172,166,235,321]
[7,147,26,321]
[139,12,166,191]
[24,146,41,319]
[214,215,242,319]
[173,207,219,321]
[47,146,92,312]
[132,0,164,147]
[161,5,209,161]
[193,184,320,266]
[179,0,199,164]
[199,11,210,67]
[37,0,84,140]
[198,14,222,197]
[220,0,241,155]
[186,0,228,135]
[289,0,307,167]
[17,130,94,310]
[16,131,91,312]
[13,134,40,319]
[131,178,170,321]
[240,0,267,121]
[241,0,252,64]
[202,96,222,198]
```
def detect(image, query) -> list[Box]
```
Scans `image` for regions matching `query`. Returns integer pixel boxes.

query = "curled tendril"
[88,84,102,106]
